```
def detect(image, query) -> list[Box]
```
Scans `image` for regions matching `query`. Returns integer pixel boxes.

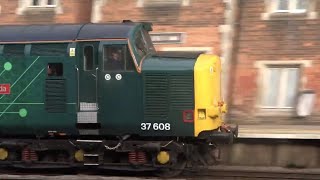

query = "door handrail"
[75,66,80,111]
[96,67,99,110]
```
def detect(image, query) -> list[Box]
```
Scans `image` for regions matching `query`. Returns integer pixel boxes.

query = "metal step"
[80,102,98,111]
[83,153,102,166]
[77,112,97,123]
[84,163,100,166]
[76,139,103,143]
[84,154,99,157]
[78,129,99,135]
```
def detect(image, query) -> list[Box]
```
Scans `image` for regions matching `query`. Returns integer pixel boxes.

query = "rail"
[1,166,320,179]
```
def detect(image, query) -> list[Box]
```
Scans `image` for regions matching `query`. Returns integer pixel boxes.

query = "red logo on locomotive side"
[0,84,10,94]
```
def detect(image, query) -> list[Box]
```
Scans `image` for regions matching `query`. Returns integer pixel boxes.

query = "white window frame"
[261,0,318,20]
[91,0,107,23]
[260,67,300,109]
[274,0,306,14]
[150,32,185,44]
[28,0,57,8]
[254,60,312,113]
[137,0,190,7]
[160,47,212,54]
[16,0,62,15]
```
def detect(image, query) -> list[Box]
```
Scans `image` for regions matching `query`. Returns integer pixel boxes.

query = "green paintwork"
[4,62,12,71]
[77,42,99,104]
[0,45,78,136]
[19,108,27,117]
[141,56,196,136]
[97,41,143,135]
[0,23,198,138]
[142,56,196,71]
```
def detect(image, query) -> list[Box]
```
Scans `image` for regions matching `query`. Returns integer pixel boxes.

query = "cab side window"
[135,31,147,58]
[103,45,135,71]
[84,46,94,71]
[47,63,63,77]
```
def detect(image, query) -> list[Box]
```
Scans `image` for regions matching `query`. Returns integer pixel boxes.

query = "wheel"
[154,156,187,178]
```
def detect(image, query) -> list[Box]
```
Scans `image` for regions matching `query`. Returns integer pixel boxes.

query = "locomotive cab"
[76,23,157,136]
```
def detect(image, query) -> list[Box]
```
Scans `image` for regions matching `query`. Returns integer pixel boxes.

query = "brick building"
[228,0,320,125]
[92,0,225,55]
[0,0,226,55]
[0,0,91,24]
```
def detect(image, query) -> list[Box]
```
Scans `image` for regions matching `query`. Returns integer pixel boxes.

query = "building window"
[16,0,62,15]
[260,66,300,108]
[29,0,56,7]
[137,0,190,7]
[275,0,307,13]
[261,0,317,20]
[150,32,185,44]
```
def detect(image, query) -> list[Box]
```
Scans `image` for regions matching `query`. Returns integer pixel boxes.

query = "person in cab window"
[106,49,124,70]
[47,65,57,76]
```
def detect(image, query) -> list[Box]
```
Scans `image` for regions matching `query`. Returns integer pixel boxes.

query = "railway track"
[0,166,320,180]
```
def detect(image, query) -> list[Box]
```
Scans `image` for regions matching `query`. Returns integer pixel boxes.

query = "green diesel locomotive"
[0,21,237,177]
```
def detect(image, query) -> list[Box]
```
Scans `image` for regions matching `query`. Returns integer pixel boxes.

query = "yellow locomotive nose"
[194,54,224,136]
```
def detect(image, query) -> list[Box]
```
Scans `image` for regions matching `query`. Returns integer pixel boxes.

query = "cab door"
[97,41,142,135]
[76,42,100,132]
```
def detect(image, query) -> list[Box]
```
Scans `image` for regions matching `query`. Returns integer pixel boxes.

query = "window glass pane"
[142,29,156,53]
[135,31,147,58]
[84,46,94,71]
[47,0,55,5]
[262,68,281,107]
[47,63,63,76]
[125,46,135,71]
[284,68,299,107]
[103,45,125,71]
[296,0,307,10]
[277,0,289,10]
[33,0,40,6]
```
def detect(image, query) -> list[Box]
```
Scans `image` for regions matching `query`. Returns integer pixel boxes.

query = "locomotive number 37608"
[141,123,171,131]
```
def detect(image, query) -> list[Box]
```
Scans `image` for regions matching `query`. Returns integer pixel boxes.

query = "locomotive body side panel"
[97,40,143,136]
[141,57,196,137]
[0,43,78,136]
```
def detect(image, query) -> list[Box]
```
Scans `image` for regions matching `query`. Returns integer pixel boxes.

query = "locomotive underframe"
[0,135,227,172]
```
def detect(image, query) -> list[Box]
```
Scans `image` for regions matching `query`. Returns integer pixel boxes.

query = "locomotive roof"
[0,23,137,43]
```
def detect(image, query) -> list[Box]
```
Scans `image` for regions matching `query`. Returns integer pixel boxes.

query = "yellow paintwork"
[0,148,8,160]
[156,151,170,164]
[194,54,226,136]
[221,103,227,113]
[74,149,84,162]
